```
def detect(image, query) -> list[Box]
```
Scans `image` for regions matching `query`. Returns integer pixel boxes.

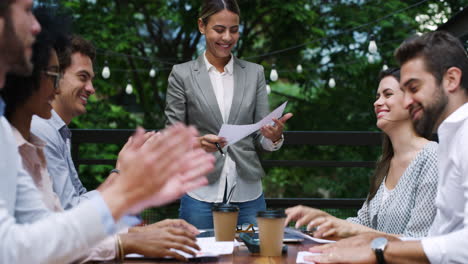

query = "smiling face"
[0,0,41,76]
[401,57,448,137]
[373,75,409,131]
[52,52,95,123]
[199,9,239,65]
[23,48,59,119]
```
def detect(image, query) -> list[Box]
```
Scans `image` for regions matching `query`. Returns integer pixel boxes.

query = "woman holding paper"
[165,0,292,229]
[284,68,438,239]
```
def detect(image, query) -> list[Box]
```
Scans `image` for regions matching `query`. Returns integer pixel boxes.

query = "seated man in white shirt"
[305,31,468,264]
[0,1,214,263]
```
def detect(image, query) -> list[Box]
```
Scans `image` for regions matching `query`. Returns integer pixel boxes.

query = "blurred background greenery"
[37,0,468,222]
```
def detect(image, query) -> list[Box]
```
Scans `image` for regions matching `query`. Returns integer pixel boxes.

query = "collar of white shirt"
[203,51,234,75]
[440,102,468,126]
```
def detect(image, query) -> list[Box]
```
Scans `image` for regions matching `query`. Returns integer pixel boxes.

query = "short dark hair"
[57,35,96,73]
[0,0,14,17]
[199,0,240,25]
[395,31,468,93]
[1,6,70,119]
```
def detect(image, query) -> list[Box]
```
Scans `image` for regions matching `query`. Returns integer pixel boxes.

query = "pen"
[214,142,225,157]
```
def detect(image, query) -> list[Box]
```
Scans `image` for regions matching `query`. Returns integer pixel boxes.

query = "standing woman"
[285,68,438,238]
[165,0,292,229]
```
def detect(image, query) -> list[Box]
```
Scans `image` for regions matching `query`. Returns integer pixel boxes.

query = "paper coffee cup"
[212,203,239,241]
[257,210,286,257]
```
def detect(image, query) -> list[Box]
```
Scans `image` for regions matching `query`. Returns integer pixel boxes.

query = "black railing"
[71,130,383,209]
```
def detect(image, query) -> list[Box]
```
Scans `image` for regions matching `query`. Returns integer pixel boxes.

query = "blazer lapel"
[193,56,224,126]
[227,57,246,124]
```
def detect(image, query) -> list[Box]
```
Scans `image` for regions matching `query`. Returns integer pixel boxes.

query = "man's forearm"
[385,241,429,264]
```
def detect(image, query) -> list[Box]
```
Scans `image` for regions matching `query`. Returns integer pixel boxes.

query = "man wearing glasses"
[43,69,62,90]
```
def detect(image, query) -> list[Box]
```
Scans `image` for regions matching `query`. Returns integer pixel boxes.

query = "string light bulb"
[296,64,303,74]
[149,67,156,78]
[328,78,336,88]
[102,60,110,79]
[368,35,378,54]
[125,80,133,94]
[382,64,389,71]
[270,64,278,82]
[266,83,271,94]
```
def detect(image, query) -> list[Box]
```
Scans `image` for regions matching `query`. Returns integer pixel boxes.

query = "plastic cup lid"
[256,209,286,218]
[212,203,240,212]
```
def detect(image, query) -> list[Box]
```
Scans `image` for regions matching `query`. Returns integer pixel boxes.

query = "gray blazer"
[165,55,269,184]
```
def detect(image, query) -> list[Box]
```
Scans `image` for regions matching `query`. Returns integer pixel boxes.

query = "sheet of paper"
[296,251,321,264]
[284,227,335,244]
[126,237,234,259]
[218,101,288,146]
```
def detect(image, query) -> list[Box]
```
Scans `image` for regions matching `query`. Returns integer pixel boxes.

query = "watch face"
[371,237,388,250]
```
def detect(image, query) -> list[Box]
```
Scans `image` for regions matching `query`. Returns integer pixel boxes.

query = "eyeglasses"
[43,71,62,90]
[236,223,255,233]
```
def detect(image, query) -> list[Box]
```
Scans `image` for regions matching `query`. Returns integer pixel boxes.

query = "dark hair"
[58,35,96,73]
[1,6,70,119]
[0,0,14,17]
[395,31,468,93]
[199,0,240,25]
[367,68,400,202]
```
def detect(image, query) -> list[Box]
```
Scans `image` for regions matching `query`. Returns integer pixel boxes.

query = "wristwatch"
[370,237,388,264]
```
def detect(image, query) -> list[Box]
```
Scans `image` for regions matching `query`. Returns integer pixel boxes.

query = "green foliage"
[36,0,468,216]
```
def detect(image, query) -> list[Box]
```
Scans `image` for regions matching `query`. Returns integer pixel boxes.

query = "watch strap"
[374,248,385,264]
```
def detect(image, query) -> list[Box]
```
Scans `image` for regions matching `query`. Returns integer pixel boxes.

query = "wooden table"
[117,241,318,264]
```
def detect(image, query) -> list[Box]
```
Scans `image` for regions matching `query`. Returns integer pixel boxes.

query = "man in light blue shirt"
[30,35,111,209]
[32,108,96,209]
[0,1,214,262]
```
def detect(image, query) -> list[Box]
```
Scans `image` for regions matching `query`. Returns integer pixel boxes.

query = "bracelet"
[116,235,124,262]
[272,134,284,145]
[110,168,120,175]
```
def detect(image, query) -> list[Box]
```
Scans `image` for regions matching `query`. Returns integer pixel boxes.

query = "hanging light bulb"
[328,78,336,88]
[368,35,378,54]
[149,67,156,78]
[101,60,110,79]
[296,64,303,74]
[266,83,271,94]
[382,64,389,71]
[270,64,278,82]
[125,80,133,94]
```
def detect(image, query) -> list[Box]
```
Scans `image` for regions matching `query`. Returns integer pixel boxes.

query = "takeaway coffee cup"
[256,210,286,257]
[212,203,239,241]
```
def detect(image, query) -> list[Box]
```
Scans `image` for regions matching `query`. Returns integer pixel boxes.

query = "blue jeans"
[179,194,267,229]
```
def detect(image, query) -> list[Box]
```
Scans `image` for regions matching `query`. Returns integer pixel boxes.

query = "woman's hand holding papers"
[260,113,293,142]
[198,134,227,152]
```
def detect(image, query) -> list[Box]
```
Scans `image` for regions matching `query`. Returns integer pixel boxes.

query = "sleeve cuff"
[89,193,118,235]
[261,134,284,151]
[421,236,445,264]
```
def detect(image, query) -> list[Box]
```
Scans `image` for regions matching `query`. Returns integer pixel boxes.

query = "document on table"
[296,251,321,264]
[285,228,335,244]
[218,101,288,146]
[125,237,234,259]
